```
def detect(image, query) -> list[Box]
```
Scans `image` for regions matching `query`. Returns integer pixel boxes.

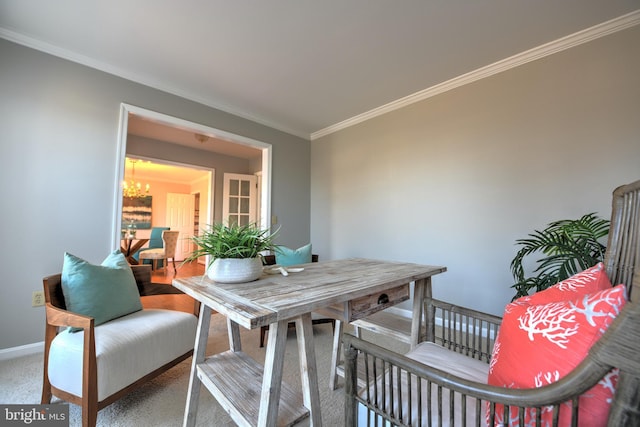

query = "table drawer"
[347,284,410,321]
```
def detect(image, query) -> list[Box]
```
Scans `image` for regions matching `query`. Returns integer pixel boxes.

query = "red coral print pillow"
[487,284,626,427]
[520,262,612,305]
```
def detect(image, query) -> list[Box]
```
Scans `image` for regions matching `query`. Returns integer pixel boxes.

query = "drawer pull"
[347,284,409,321]
[377,294,389,305]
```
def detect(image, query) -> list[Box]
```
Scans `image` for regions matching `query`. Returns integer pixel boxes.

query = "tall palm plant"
[510,213,609,300]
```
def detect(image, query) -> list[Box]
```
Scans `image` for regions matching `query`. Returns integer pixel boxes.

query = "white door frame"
[112,103,273,251]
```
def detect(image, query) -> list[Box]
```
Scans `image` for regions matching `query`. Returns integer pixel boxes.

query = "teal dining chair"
[133,226,170,267]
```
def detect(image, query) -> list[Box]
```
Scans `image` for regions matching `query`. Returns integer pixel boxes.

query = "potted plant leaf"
[184,222,277,283]
[510,213,609,300]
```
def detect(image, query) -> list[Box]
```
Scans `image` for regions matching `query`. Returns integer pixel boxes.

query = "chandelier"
[122,159,150,198]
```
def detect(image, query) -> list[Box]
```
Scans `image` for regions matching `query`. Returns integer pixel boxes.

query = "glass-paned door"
[222,173,257,226]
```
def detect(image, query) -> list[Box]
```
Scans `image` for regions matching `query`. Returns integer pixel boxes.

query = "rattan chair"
[344,179,640,426]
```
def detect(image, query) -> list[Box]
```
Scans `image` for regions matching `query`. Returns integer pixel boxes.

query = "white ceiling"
[124,156,211,185]
[127,114,264,159]
[1,1,639,140]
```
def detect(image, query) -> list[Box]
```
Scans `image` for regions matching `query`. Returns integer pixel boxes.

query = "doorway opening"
[112,103,273,251]
[122,154,213,262]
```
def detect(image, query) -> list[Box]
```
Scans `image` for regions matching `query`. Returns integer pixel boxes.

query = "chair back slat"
[604,180,640,301]
[42,274,66,310]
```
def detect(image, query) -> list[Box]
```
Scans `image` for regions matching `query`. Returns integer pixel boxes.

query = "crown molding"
[2,9,638,143]
[0,28,310,140]
[311,10,640,140]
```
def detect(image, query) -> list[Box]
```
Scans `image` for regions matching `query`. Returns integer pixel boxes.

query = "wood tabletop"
[173,258,446,330]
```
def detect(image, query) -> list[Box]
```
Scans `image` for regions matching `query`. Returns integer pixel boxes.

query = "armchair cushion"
[275,243,312,267]
[488,283,627,426]
[61,251,142,329]
[359,342,489,426]
[47,308,196,401]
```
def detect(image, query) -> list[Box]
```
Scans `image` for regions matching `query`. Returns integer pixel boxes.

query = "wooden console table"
[173,258,446,427]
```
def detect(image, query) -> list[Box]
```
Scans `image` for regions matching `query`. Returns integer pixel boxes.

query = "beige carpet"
[0,314,406,426]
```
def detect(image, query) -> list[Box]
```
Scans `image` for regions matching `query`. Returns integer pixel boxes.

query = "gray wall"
[0,38,310,349]
[3,24,639,350]
[311,25,640,315]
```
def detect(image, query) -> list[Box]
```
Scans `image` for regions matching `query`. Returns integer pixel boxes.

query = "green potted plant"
[510,213,609,300]
[184,222,277,283]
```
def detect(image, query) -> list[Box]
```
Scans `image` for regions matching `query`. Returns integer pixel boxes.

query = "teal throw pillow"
[275,244,312,267]
[61,250,142,330]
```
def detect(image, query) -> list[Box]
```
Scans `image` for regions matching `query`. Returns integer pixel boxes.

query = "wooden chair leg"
[193,300,201,316]
[329,320,344,390]
[82,328,98,427]
[83,399,98,427]
[41,380,52,404]
[41,324,56,404]
[259,319,334,347]
[260,322,294,347]
[260,325,268,347]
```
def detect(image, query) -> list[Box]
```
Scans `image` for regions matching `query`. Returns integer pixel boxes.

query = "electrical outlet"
[32,291,45,307]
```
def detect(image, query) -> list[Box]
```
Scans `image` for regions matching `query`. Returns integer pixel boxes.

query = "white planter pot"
[207,257,263,283]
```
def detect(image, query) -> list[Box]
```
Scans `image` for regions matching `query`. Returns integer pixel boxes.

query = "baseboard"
[382,306,495,339]
[0,341,44,362]
[385,305,411,319]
